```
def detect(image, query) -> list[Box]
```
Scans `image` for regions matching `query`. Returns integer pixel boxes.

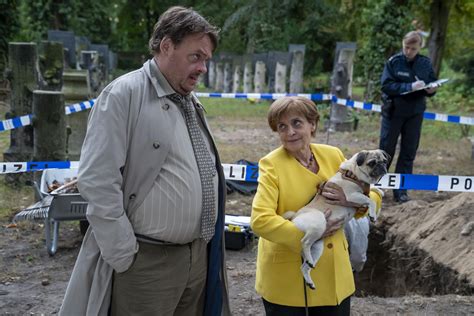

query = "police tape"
[194,92,333,102]
[0,99,97,132]
[2,92,474,132]
[1,160,473,193]
[197,93,474,126]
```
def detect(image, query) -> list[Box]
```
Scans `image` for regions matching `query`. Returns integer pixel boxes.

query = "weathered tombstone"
[253,53,268,93]
[62,69,91,160]
[90,43,109,81]
[207,60,216,89]
[266,51,291,93]
[3,42,37,183]
[38,41,64,91]
[108,51,117,74]
[47,30,76,68]
[32,90,66,162]
[289,44,305,93]
[80,50,101,94]
[232,56,243,93]
[274,62,287,93]
[215,57,224,92]
[328,42,357,132]
[242,54,253,93]
[222,54,233,93]
[75,36,90,67]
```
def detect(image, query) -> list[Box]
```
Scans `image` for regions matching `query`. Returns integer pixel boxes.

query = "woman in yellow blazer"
[251,96,382,315]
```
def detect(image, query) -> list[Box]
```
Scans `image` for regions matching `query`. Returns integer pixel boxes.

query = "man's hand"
[412,80,426,90]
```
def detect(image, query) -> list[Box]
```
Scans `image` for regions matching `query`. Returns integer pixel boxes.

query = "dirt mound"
[383,192,474,285]
[357,192,474,297]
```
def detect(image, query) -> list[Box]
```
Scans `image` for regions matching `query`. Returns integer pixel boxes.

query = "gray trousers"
[111,239,208,316]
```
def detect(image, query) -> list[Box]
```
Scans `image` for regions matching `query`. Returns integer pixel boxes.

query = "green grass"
[201,97,270,119]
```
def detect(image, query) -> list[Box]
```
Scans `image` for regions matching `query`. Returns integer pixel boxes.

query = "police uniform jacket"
[381,52,437,117]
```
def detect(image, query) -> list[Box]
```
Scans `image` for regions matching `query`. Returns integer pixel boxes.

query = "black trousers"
[379,112,424,195]
[262,296,351,316]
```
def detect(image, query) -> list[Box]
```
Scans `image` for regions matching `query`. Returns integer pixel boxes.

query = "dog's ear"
[356,151,368,166]
[381,150,391,162]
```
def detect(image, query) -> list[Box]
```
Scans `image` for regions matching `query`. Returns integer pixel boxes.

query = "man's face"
[402,40,421,61]
[158,33,213,95]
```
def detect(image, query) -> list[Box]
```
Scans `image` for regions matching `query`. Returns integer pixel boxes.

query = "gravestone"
[289,44,305,93]
[47,30,76,68]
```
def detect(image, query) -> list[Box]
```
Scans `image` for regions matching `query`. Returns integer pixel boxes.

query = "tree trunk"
[427,0,453,77]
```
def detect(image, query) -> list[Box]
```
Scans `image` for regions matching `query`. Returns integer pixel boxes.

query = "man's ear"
[160,37,173,55]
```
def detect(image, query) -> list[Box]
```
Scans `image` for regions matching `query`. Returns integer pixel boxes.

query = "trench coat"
[59,60,231,316]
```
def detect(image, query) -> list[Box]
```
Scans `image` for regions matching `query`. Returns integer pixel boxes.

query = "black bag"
[381,94,394,118]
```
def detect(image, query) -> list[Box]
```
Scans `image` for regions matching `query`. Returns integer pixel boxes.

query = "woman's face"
[276,111,315,155]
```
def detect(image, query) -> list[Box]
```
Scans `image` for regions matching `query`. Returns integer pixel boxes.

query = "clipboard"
[401,78,449,95]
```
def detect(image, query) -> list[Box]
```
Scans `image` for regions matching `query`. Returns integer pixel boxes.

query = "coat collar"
[143,58,206,112]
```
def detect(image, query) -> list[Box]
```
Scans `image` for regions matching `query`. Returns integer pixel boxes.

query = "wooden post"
[243,60,253,93]
[328,42,356,132]
[215,62,224,92]
[32,90,66,161]
[274,62,287,93]
[254,61,266,93]
[289,44,305,93]
[3,42,37,183]
[38,41,64,91]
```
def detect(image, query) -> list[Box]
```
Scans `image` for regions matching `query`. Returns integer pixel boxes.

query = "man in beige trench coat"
[60,6,231,316]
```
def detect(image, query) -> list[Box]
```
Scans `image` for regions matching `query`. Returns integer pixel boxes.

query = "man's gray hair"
[149,6,219,54]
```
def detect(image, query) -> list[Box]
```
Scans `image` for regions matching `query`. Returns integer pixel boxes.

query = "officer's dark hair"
[148,6,219,54]
[403,31,423,46]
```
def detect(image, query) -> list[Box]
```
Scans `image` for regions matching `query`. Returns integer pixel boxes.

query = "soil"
[1,117,474,315]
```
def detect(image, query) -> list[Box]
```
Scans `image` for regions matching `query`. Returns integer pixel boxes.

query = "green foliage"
[357,0,413,102]
[0,0,20,71]
[220,0,345,74]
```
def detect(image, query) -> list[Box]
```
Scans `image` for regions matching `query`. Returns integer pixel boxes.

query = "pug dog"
[283,149,389,290]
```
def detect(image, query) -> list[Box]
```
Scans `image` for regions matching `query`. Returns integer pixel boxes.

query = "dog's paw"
[305,260,315,269]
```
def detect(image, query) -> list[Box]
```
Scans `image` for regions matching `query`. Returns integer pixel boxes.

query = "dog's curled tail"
[282,211,297,220]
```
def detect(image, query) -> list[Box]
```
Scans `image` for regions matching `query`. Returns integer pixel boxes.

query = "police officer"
[379,31,437,203]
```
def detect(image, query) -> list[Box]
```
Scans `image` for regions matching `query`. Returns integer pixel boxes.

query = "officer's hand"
[412,80,425,90]
[425,86,438,94]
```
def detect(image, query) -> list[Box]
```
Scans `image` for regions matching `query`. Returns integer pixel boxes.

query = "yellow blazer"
[251,144,382,307]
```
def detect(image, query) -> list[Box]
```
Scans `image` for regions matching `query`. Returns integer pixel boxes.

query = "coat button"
[327,243,333,249]
[129,194,136,200]
[153,142,160,149]
[162,103,170,110]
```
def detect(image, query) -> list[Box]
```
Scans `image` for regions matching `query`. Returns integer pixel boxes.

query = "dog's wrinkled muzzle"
[370,164,388,179]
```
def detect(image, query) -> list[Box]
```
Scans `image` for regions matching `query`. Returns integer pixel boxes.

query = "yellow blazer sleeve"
[251,157,304,254]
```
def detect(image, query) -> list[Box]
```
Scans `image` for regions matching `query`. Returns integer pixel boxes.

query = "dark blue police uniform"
[379,52,437,201]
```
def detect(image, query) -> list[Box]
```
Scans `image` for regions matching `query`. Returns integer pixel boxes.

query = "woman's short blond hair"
[267,96,320,136]
[403,31,423,46]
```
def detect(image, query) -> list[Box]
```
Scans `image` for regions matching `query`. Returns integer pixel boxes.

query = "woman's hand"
[321,209,344,238]
[321,182,363,208]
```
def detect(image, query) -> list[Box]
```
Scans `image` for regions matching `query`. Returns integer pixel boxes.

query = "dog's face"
[344,149,390,184]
